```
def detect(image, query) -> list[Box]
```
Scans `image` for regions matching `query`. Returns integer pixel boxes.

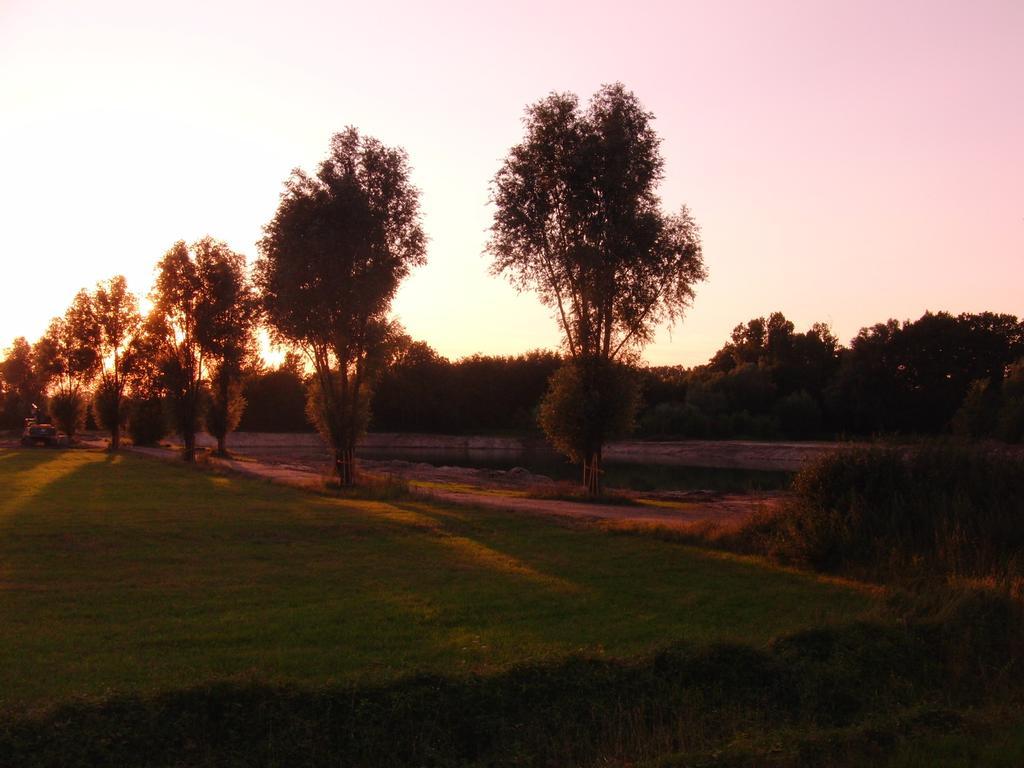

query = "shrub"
[538,360,640,464]
[127,397,168,446]
[49,391,86,438]
[770,443,1024,580]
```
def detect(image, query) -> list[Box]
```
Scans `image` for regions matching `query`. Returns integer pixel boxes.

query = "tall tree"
[256,127,426,485]
[92,275,142,450]
[196,239,258,455]
[150,237,255,462]
[0,337,44,429]
[488,83,705,494]
[828,311,1024,435]
[34,290,101,438]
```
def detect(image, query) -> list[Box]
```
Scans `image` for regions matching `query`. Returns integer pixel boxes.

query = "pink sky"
[1,0,1021,366]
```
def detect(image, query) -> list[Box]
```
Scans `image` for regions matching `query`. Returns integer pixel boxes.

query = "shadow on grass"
[2,592,1020,768]
[0,449,94,522]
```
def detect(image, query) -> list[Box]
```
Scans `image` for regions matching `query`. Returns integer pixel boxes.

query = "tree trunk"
[183,431,196,463]
[216,435,226,456]
[110,398,121,451]
[335,446,356,487]
[583,448,603,497]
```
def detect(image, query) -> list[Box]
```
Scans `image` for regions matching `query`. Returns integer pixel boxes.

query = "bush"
[539,360,639,463]
[127,397,168,446]
[769,443,1024,580]
[49,391,86,438]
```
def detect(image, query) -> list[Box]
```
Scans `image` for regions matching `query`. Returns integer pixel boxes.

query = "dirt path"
[414,485,775,529]
[170,431,843,472]
[120,444,776,530]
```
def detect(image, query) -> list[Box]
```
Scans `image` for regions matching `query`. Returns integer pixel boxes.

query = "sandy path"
[122,444,775,531]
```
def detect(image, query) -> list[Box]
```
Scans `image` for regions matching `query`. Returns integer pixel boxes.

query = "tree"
[34,290,101,438]
[0,337,44,429]
[487,83,705,494]
[197,240,258,455]
[92,276,142,450]
[149,237,255,462]
[238,360,311,433]
[538,360,640,473]
[256,128,426,485]
[123,322,169,447]
[828,312,1024,435]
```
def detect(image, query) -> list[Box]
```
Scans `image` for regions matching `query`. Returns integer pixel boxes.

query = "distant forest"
[229,309,1024,442]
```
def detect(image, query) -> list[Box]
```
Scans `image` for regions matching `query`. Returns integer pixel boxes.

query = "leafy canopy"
[487,83,706,362]
[255,127,426,478]
[256,127,426,364]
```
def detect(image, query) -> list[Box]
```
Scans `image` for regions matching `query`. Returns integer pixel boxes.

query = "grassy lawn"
[0,449,867,713]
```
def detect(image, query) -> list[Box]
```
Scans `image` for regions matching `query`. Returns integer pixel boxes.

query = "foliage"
[303,366,372,446]
[199,246,258,455]
[32,290,101,438]
[149,237,253,461]
[372,342,562,434]
[538,359,640,465]
[488,83,705,361]
[773,389,823,439]
[828,312,1024,435]
[767,443,1024,580]
[93,378,129,434]
[0,337,44,429]
[952,359,1024,444]
[48,391,86,436]
[995,363,1024,443]
[709,313,841,396]
[205,374,246,453]
[633,311,1024,441]
[126,396,168,446]
[488,83,705,491]
[238,364,312,432]
[92,275,142,450]
[256,127,426,484]
[634,313,836,440]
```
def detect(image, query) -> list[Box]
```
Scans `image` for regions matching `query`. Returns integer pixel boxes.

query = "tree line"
[637,310,1024,442]
[229,308,1024,444]
[7,305,1021,445]
[2,82,1020,494]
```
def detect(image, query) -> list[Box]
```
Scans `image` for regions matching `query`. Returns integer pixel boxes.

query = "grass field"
[0,449,865,712]
[3,448,1022,767]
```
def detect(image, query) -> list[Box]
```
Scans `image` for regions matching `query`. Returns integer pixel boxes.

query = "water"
[356,445,792,493]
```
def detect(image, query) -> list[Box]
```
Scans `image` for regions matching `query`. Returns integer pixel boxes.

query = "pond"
[356,444,792,492]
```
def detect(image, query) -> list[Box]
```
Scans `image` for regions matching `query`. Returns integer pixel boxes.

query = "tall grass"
[766,443,1024,582]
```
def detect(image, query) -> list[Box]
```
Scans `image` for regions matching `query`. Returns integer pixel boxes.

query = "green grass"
[0,449,866,713]
[4,449,1024,766]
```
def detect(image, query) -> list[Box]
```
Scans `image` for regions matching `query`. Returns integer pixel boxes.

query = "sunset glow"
[2,0,1021,365]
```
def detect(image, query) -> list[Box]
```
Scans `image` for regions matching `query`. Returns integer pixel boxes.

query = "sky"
[1,0,1022,367]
